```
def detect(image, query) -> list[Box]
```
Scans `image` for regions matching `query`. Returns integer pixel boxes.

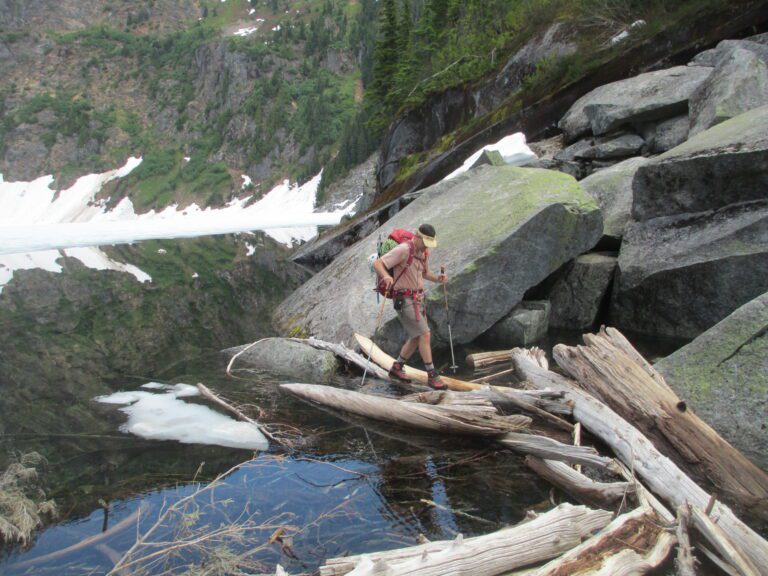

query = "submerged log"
[320,503,613,576]
[527,506,672,575]
[552,327,768,519]
[512,349,768,572]
[280,383,530,436]
[499,433,616,471]
[525,456,635,508]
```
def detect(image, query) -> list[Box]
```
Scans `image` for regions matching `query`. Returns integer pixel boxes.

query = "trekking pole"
[441,266,459,373]
[360,293,388,386]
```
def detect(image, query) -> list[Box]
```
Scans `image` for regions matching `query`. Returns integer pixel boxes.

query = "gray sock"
[425,362,435,372]
[396,355,408,364]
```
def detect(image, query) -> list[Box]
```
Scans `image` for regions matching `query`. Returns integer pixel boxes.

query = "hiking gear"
[441,266,459,373]
[375,229,429,298]
[427,369,447,390]
[389,361,412,382]
[417,223,437,248]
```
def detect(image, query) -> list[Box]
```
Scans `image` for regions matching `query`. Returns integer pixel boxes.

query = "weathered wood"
[690,505,760,576]
[676,504,697,576]
[320,503,613,576]
[196,383,283,446]
[499,434,616,470]
[525,456,635,508]
[471,367,516,383]
[293,336,391,381]
[356,333,479,391]
[280,383,530,436]
[466,350,513,370]
[355,333,573,423]
[512,349,768,573]
[553,327,768,519]
[527,507,669,575]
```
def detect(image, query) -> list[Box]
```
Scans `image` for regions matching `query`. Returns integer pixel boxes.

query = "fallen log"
[196,383,284,447]
[524,456,635,508]
[293,336,390,381]
[526,506,671,575]
[552,327,768,519]
[355,333,574,425]
[280,384,530,436]
[676,504,697,576]
[511,349,768,572]
[690,505,761,576]
[499,433,616,471]
[320,503,613,576]
[466,350,513,370]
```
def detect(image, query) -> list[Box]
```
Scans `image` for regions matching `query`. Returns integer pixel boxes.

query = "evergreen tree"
[371,0,399,109]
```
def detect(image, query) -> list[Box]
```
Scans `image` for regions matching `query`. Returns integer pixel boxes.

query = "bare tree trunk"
[525,456,635,508]
[511,349,768,573]
[552,327,768,520]
[527,506,672,575]
[320,503,613,576]
[690,506,761,576]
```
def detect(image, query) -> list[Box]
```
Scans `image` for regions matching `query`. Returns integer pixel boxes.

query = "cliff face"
[0,0,359,195]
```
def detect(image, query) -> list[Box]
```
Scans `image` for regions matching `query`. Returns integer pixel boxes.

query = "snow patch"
[96,384,269,450]
[234,27,259,37]
[443,133,537,181]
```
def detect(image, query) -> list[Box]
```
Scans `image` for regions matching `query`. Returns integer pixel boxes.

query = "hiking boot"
[427,369,447,390]
[389,361,411,382]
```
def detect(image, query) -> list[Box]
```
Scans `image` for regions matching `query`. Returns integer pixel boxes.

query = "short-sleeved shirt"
[380,242,428,292]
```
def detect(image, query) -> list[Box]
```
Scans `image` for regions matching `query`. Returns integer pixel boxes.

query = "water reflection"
[1,361,550,575]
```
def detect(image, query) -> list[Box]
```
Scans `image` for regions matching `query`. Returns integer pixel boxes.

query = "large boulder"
[637,114,689,154]
[689,47,768,137]
[632,104,768,222]
[688,38,768,68]
[579,157,650,240]
[485,301,550,347]
[611,201,768,339]
[655,291,768,470]
[224,338,339,383]
[558,66,712,141]
[274,165,602,352]
[548,253,617,330]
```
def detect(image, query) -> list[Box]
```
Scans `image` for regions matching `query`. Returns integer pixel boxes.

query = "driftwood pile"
[278,328,768,576]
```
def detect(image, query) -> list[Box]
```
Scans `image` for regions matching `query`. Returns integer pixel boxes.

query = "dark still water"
[0,355,551,575]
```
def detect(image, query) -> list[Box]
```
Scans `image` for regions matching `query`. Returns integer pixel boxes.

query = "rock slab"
[274,165,602,352]
[632,104,768,221]
[655,291,768,470]
[548,253,617,330]
[224,338,339,383]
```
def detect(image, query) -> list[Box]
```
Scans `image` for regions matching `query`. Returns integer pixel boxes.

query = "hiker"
[373,223,449,390]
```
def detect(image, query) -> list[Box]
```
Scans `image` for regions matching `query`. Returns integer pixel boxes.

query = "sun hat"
[417,223,437,248]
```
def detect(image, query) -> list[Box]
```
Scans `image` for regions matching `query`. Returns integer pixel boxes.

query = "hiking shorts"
[396,298,429,338]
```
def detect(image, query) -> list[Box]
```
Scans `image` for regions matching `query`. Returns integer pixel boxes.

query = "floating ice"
[96,384,269,450]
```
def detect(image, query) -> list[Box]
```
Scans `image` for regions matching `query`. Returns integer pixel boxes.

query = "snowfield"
[0,159,356,291]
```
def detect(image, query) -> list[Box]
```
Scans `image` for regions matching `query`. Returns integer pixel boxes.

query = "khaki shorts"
[396,297,429,338]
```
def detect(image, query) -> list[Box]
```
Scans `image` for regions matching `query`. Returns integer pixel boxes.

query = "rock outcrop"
[610,200,768,339]
[579,157,649,241]
[558,66,712,142]
[547,253,617,330]
[275,165,602,352]
[484,301,550,347]
[224,338,339,383]
[688,47,768,137]
[655,291,768,470]
[632,104,768,222]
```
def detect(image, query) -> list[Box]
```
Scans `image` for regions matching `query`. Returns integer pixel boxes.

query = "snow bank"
[443,132,536,181]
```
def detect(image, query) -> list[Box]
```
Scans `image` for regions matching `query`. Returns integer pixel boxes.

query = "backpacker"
[373,229,428,298]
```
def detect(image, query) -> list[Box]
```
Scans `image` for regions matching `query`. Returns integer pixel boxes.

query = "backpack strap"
[390,241,415,292]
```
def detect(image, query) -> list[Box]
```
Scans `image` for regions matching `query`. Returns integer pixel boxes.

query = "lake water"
[0,354,552,575]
